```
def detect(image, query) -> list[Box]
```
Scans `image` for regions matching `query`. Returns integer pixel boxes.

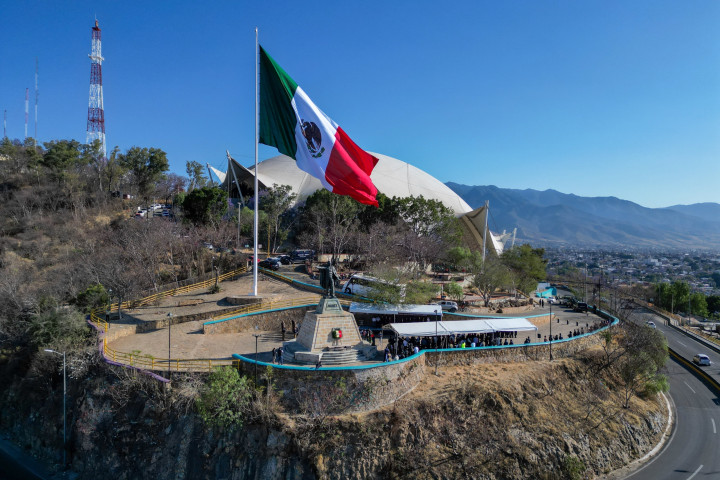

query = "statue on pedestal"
[318,259,340,298]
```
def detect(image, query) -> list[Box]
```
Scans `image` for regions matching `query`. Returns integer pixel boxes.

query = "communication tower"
[86,19,106,158]
[25,88,29,140]
[35,58,38,142]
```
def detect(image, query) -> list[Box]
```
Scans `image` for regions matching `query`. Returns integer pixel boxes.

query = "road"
[625,307,720,480]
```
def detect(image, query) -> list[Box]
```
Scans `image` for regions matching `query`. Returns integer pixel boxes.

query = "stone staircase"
[282,341,379,365]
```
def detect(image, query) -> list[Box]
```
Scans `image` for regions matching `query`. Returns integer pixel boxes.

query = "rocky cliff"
[0,346,666,479]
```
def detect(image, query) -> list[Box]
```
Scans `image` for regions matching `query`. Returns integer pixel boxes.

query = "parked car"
[693,354,711,366]
[548,296,559,304]
[259,258,280,271]
[290,249,315,263]
[433,300,458,313]
[574,302,588,312]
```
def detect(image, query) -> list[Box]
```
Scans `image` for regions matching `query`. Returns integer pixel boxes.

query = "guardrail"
[669,348,720,394]
[106,266,248,312]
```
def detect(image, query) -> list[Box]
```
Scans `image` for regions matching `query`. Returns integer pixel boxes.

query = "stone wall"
[203,306,316,334]
[236,354,426,413]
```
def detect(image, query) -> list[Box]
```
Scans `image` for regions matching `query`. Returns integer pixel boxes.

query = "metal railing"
[106,266,248,312]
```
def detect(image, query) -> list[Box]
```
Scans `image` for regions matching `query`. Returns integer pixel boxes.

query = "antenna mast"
[25,88,29,140]
[35,57,38,143]
[3,110,6,139]
[86,19,106,158]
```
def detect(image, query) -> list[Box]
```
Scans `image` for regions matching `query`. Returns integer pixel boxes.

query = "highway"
[625,307,720,480]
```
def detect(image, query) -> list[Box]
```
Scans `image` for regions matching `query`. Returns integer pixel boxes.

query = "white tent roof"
[388,318,537,337]
[349,302,441,316]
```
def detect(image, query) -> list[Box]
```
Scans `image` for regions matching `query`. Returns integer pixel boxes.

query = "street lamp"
[167,312,173,377]
[44,349,66,468]
[252,334,261,383]
[434,309,439,375]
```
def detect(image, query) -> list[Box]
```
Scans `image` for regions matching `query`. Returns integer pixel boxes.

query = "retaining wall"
[203,306,316,334]
[234,353,427,412]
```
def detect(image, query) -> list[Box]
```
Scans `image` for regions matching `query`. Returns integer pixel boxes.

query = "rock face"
[0,350,667,480]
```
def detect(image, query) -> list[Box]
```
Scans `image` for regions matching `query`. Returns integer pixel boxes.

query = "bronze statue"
[318,259,340,298]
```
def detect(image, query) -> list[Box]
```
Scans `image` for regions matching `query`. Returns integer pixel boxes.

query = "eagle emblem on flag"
[301,120,325,158]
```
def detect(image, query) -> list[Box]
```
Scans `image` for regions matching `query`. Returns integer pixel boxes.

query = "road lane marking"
[712,418,716,434]
[677,341,687,347]
[686,464,702,480]
[684,381,696,394]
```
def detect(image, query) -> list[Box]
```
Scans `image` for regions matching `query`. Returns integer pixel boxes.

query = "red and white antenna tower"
[24,88,29,140]
[86,19,106,158]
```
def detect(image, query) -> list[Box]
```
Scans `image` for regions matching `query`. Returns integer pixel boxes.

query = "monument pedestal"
[287,297,375,365]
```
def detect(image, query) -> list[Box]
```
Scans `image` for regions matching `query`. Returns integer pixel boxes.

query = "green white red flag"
[258,45,379,206]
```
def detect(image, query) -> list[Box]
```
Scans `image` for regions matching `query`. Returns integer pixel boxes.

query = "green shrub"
[196,366,253,428]
[28,304,90,349]
[72,284,109,313]
[562,455,586,480]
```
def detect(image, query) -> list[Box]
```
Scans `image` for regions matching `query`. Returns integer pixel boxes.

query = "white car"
[646,321,656,329]
[433,300,458,313]
[693,354,711,366]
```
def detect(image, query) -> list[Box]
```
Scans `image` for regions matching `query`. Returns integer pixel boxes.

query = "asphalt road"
[625,307,720,480]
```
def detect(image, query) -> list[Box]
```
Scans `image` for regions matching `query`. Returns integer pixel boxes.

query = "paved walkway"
[106,269,608,367]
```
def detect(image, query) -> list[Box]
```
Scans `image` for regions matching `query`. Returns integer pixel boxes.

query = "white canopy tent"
[349,303,442,316]
[388,318,537,338]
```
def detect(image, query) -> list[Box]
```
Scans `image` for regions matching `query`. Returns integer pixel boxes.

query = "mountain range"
[446,183,720,251]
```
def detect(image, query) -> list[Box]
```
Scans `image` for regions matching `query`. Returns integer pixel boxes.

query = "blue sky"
[2,1,719,208]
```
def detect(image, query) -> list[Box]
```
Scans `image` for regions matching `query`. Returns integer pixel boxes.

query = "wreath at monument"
[332,328,343,339]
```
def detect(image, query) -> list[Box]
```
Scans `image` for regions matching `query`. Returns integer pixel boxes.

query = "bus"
[341,274,406,301]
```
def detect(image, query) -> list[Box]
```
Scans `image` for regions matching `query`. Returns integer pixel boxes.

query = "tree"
[617,322,668,408]
[690,292,708,317]
[444,282,465,303]
[185,160,207,191]
[118,146,169,199]
[259,184,296,253]
[471,253,512,307]
[388,195,463,277]
[501,244,547,294]
[196,366,253,428]
[101,146,128,193]
[81,139,106,192]
[707,295,720,317]
[42,139,84,175]
[181,186,228,226]
[298,189,361,257]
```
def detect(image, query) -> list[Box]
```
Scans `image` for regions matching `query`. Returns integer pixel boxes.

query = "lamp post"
[252,334,261,383]
[434,309,439,375]
[167,312,173,377]
[549,304,553,361]
[44,349,66,468]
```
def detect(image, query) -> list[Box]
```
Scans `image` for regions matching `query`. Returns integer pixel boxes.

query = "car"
[574,302,588,312]
[433,300,458,313]
[279,255,292,265]
[290,249,315,263]
[259,258,280,271]
[548,296,559,304]
[646,321,656,329]
[202,242,214,250]
[693,354,711,366]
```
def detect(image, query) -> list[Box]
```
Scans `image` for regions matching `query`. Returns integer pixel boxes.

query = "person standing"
[278,346,284,365]
[271,347,277,364]
[281,321,286,341]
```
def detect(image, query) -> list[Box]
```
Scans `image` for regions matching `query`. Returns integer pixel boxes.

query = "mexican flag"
[259,45,379,206]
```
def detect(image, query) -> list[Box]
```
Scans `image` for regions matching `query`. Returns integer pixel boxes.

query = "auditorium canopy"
[210,151,510,254]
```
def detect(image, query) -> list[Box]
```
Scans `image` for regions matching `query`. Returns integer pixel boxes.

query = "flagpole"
[253,27,259,296]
